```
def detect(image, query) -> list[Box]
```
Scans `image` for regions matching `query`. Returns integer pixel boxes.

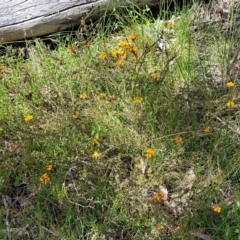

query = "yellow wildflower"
[226,101,235,109]
[129,33,137,41]
[111,49,119,58]
[100,52,107,60]
[92,151,101,159]
[92,139,99,146]
[132,56,139,61]
[156,225,165,232]
[175,136,183,144]
[68,45,77,52]
[45,164,53,171]
[72,114,78,119]
[39,173,50,184]
[0,66,3,71]
[227,81,234,88]
[97,93,106,99]
[117,48,127,59]
[118,41,134,53]
[213,206,221,213]
[80,93,88,100]
[134,97,143,104]
[121,53,127,60]
[151,73,159,80]
[146,148,156,159]
[204,126,211,134]
[154,193,165,201]
[25,114,33,122]
[131,47,139,57]
[167,22,174,29]
[118,40,130,48]
[115,59,125,67]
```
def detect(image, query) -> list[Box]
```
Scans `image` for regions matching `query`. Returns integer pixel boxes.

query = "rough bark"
[0,0,160,43]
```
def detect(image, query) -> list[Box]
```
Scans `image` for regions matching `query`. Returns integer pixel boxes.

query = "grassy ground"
[1,0,240,239]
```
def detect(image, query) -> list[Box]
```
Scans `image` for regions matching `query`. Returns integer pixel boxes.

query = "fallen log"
[0,0,160,43]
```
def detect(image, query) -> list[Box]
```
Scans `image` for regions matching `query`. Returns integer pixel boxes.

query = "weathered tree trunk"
[0,0,160,43]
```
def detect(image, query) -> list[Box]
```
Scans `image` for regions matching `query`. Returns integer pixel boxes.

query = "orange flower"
[115,59,125,67]
[167,22,174,29]
[129,33,137,41]
[156,225,165,232]
[154,193,165,201]
[204,126,211,134]
[92,139,99,146]
[117,48,125,56]
[97,93,106,99]
[45,164,53,171]
[151,73,159,80]
[39,173,50,184]
[146,148,156,159]
[118,40,131,48]
[175,136,183,144]
[68,45,77,52]
[72,114,78,119]
[111,49,119,58]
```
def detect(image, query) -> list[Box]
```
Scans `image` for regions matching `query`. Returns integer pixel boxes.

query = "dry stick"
[63,165,94,208]
[133,34,177,85]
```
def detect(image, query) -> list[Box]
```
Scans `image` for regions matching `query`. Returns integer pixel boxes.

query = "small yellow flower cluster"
[92,139,99,146]
[226,81,236,108]
[227,81,234,88]
[97,93,106,99]
[100,52,107,60]
[92,151,101,159]
[213,205,221,213]
[68,45,77,52]
[91,138,101,159]
[115,59,125,67]
[25,115,33,122]
[146,148,156,159]
[118,40,139,59]
[175,136,183,144]
[80,93,88,100]
[99,33,139,66]
[156,225,165,233]
[151,73,159,80]
[204,126,211,134]
[129,33,137,41]
[40,173,50,184]
[40,164,53,184]
[167,21,174,29]
[154,193,165,201]
[45,164,53,171]
[72,114,78,119]
[134,97,143,104]
[226,101,235,109]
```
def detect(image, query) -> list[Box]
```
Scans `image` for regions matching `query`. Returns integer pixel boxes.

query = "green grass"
[1,1,240,239]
